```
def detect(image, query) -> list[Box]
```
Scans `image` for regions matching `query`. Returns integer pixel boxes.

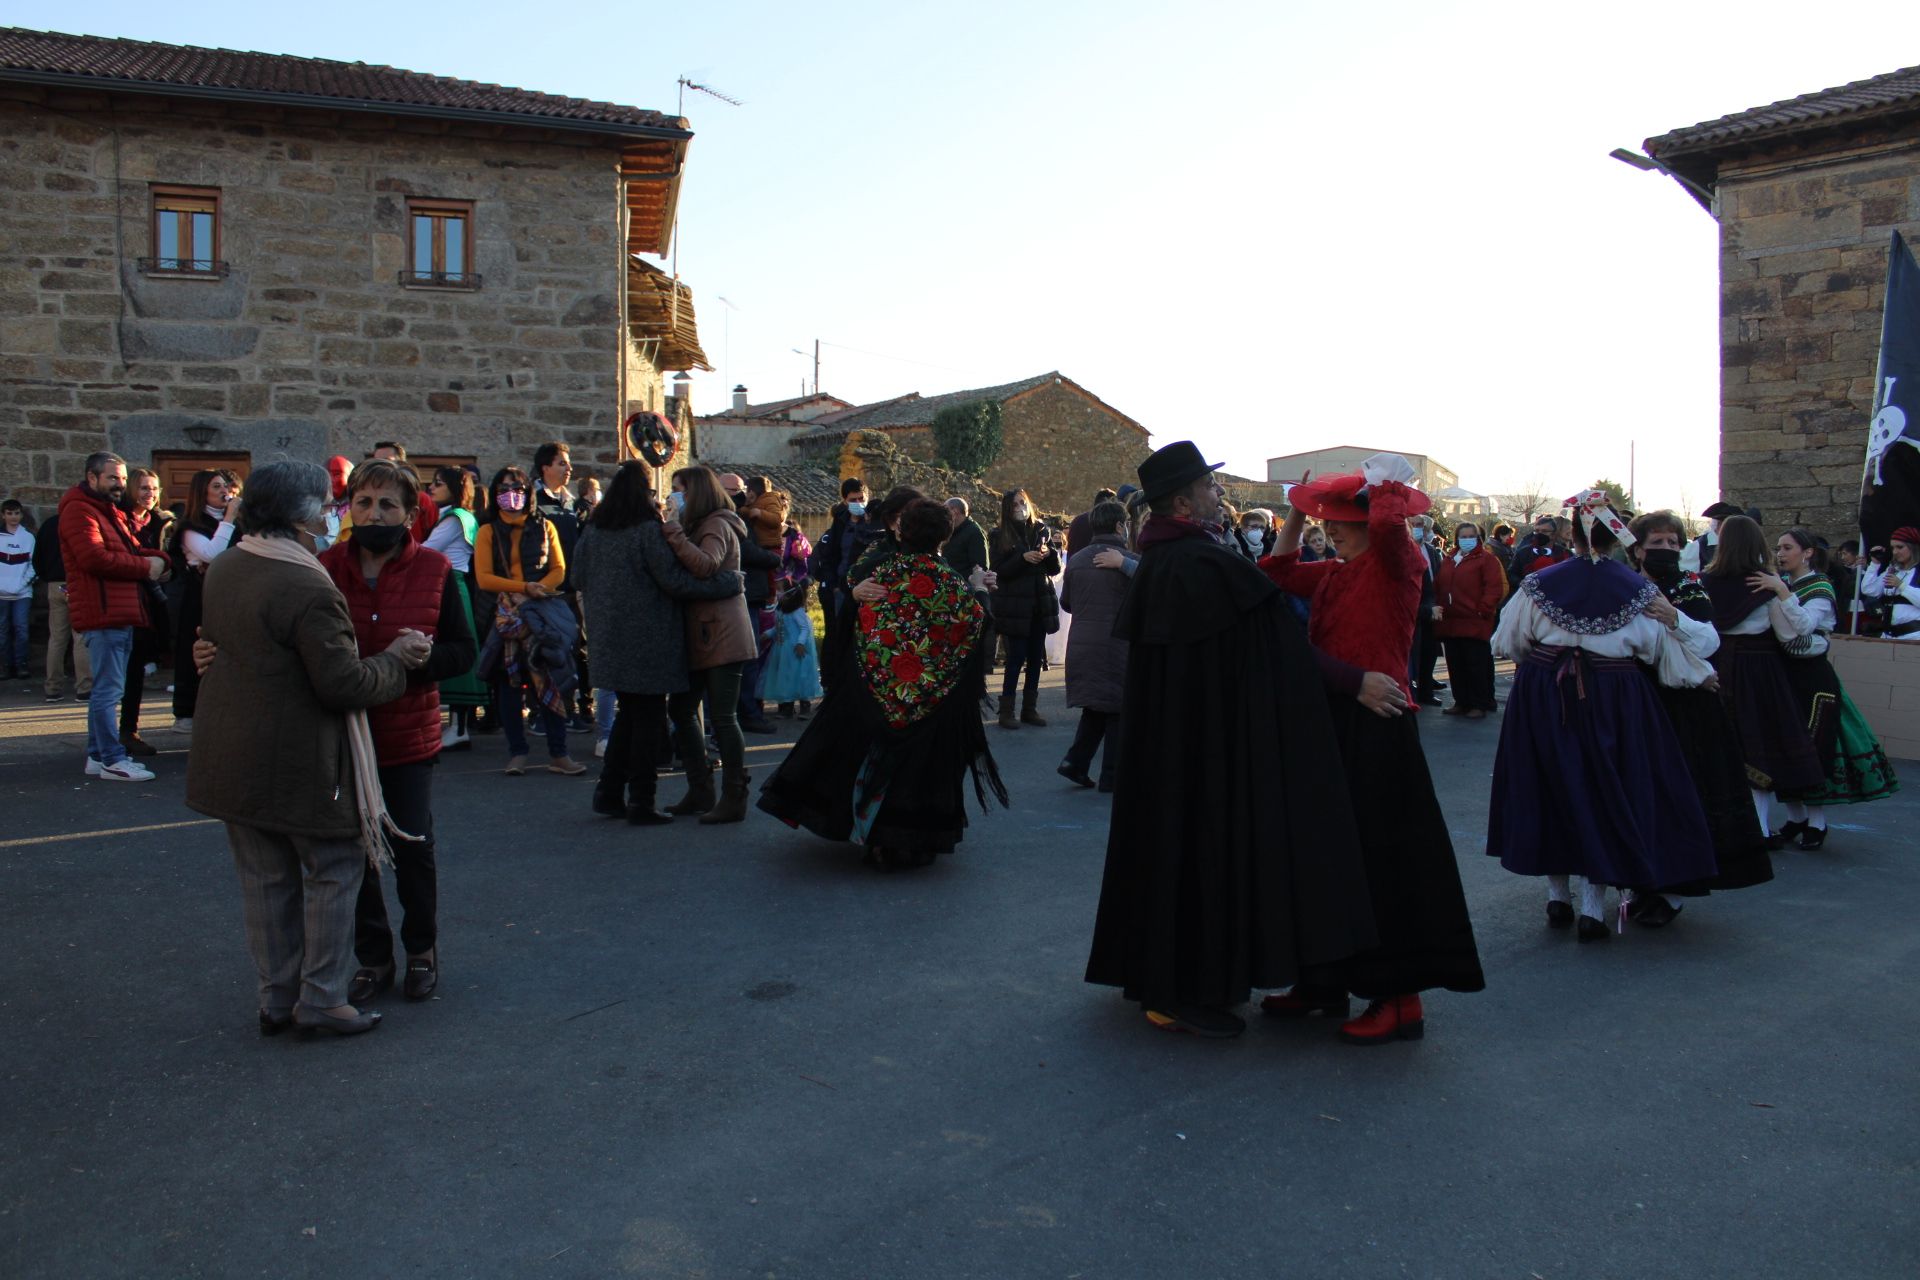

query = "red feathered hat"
[1287,471,1431,523]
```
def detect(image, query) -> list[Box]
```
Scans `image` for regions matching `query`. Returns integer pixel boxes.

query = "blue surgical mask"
[846,501,866,517]
[1412,526,1429,543]
[668,491,685,513]
[1457,536,1478,552]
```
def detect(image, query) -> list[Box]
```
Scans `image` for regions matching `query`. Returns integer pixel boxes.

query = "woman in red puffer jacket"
[1434,521,1507,718]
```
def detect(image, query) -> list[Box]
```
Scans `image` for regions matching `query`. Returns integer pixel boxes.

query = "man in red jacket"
[58,452,170,781]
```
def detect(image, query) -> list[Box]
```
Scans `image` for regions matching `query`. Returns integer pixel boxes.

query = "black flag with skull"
[1861,231,1920,559]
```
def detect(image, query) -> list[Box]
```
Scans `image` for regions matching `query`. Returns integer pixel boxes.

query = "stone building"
[0,28,699,511]
[1643,64,1920,536]
[785,371,1151,515]
[1264,445,1461,496]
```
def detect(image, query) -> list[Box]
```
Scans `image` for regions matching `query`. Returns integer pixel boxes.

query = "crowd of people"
[0,437,1907,1043]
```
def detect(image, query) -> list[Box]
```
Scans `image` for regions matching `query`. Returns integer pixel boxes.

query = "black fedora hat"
[1701,500,1741,519]
[1138,440,1224,502]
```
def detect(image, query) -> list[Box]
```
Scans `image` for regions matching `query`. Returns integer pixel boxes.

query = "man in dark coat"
[1506,515,1574,592]
[1065,487,1117,558]
[1084,441,1394,1039]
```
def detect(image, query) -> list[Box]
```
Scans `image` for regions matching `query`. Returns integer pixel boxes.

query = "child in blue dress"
[762,582,823,718]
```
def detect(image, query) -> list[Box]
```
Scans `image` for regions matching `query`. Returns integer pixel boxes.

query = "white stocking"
[1579,878,1608,921]
[1783,799,1809,825]
[1751,788,1774,835]
[1807,804,1828,831]
[1547,875,1572,904]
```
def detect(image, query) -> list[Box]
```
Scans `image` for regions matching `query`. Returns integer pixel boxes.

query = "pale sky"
[13,1,1910,513]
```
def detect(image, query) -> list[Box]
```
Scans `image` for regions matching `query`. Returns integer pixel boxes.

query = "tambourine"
[625,410,679,468]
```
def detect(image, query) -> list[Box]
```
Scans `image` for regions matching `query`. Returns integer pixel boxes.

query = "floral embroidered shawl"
[855,553,984,729]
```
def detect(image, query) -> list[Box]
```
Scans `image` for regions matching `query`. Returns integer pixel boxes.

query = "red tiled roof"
[1646,64,1920,160]
[0,27,688,137]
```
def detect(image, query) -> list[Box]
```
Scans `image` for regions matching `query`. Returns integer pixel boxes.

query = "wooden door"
[154,452,251,513]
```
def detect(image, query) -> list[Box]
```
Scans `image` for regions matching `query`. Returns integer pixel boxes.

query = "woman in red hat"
[1257,454,1484,1045]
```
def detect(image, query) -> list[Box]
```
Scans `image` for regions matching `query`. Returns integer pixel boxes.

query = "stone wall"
[1714,143,1910,536]
[0,86,629,514]
[837,430,1002,513]
[981,380,1151,515]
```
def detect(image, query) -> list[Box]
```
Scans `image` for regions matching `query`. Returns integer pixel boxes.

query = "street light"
[1609,147,1715,212]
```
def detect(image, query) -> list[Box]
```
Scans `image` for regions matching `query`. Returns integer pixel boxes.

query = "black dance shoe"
[1631,896,1683,928]
[1576,915,1611,943]
[1056,761,1095,789]
[404,951,438,1001]
[348,964,395,1005]
[259,1009,294,1037]
[1144,1005,1245,1038]
[1799,825,1828,850]
[1546,900,1574,929]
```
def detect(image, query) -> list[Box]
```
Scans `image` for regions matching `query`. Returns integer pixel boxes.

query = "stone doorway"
[153,452,251,511]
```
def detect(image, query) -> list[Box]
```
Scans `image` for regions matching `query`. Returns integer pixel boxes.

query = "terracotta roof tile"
[698,462,843,513]
[0,27,686,135]
[1646,63,1920,159]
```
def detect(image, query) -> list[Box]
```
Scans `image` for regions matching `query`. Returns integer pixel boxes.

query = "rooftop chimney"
[731,384,749,413]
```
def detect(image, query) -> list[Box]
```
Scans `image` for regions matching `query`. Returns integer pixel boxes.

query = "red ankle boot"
[1337,994,1424,1045]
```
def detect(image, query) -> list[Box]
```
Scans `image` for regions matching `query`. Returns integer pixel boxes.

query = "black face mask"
[1532,531,1551,546]
[1642,547,1682,584]
[354,523,408,554]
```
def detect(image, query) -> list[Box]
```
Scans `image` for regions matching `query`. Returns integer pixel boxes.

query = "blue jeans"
[495,679,568,759]
[594,687,617,743]
[82,627,133,766]
[1,596,28,671]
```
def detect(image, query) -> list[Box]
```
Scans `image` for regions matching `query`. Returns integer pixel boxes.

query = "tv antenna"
[678,77,744,114]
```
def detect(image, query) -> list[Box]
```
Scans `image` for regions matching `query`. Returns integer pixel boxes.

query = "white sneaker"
[171,718,193,734]
[99,760,155,782]
[84,758,103,776]
[594,738,608,758]
[440,723,468,749]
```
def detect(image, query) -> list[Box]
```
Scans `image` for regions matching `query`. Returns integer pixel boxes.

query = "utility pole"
[813,339,821,396]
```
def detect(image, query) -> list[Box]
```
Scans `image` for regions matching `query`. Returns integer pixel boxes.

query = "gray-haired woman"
[185,461,431,1038]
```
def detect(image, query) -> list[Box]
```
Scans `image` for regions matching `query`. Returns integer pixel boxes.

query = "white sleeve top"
[424,513,473,573]
[1490,589,1674,667]
[182,520,237,569]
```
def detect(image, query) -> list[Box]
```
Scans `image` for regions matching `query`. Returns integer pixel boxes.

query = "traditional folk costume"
[1257,458,1484,1043]
[1488,494,1718,938]
[1774,571,1899,846]
[1637,565,1774,903]
[757,550,1004,869]
[1085,442,1377,1040]
[1700,574,1825,841]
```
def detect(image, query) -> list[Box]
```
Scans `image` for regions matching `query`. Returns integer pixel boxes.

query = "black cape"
[1084,531,1376,1009]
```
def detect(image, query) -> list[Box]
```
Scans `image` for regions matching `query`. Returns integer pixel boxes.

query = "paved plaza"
[1,672,1915,1278]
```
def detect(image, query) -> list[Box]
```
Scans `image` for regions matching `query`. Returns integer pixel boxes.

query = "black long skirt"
[1775,653,1842,802]
[1306,698,1485,999]
[1712,634,1824,794]
[1441,636,1498,712]
[1652,684,1774,893]
[757,646,1004,863]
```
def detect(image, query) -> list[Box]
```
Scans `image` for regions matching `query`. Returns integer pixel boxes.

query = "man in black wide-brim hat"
[1083,441,1407,1038]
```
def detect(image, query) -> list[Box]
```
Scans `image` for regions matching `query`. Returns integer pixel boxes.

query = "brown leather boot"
[997,696,1019,730]
[699,767,751,824]
[665,765,716,816]
[1020,691,1048,727]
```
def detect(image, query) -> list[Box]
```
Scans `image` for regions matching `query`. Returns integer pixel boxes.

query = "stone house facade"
[1264,445,1461,496]
[1644,65,1920,537]
[786,371,1151,515]
[0,29,695,512]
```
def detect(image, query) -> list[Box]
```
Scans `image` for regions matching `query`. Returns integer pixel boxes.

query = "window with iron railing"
[404,198,477,288]
[148,185,223,275]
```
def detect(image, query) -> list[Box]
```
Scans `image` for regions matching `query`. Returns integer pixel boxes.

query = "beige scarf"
[234,534,417,868]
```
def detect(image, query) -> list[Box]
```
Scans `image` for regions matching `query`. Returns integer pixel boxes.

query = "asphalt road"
[1,675,1915,1279]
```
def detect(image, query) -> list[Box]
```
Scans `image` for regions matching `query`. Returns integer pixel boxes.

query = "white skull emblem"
[1869,403,1908,484]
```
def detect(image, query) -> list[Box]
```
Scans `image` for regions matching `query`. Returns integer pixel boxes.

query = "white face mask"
[1012,506,1030,523]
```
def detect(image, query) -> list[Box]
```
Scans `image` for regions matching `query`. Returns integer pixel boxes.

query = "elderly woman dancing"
[186,461,431,1038]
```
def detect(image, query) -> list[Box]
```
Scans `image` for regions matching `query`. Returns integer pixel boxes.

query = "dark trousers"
[120,650,146,740]
[355,758,438,965]
[1065,709,1122,786]
[171,587,203,719]
[1000,630,1045,701]
[1441,637,1498,711]
[601,691,667,806]
[1410,618,1441,696]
